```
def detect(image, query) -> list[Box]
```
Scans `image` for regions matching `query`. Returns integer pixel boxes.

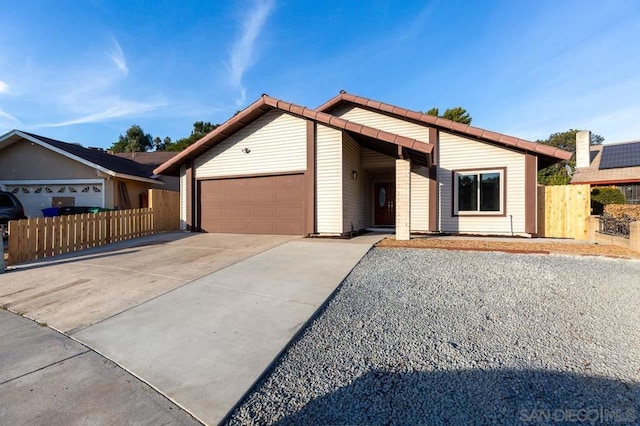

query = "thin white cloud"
[0,80,9,93]
[227,0,274,106]
[0,110,22,130]
[39,99,165,128]
[108,37,128,75]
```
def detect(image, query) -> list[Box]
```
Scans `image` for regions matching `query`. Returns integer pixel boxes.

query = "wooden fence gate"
[537,184,590,240]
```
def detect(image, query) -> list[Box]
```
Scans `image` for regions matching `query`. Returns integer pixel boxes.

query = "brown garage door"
[198,173,306,235]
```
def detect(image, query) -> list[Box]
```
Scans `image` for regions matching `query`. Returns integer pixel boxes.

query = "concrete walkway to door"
[73,233,384,425]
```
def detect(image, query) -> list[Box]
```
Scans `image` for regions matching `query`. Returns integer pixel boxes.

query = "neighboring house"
[571,131,640,204]
[0,130,170,217]
[154,92,571,239]
[113,151,180,192]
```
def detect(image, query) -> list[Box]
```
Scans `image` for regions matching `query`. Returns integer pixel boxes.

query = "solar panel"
[599,141,640,169]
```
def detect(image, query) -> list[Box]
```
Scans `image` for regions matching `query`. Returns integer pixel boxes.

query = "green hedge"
[591,187,626,215]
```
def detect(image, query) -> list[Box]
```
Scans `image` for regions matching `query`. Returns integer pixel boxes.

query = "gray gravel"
[226,248,640,425]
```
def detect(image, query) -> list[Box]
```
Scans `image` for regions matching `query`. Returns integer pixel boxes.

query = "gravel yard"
[226,248,640,425]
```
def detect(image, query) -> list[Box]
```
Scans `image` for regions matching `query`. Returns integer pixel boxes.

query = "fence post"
[0,234,5,273]
[105,210,112,244]
[631,221,640,254]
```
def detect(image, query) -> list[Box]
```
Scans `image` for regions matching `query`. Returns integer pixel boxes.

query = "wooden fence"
[7,188,179,265]
[150,188,180,232]
[537,184,590,240]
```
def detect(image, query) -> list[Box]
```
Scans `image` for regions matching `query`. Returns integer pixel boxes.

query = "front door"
[374,183,395,226]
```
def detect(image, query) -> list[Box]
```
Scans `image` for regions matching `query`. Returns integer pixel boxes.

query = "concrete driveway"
[0,309,199,425]
[0,232,296,333]
[73,234,383,425]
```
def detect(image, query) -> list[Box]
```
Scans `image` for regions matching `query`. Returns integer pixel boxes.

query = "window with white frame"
[454,169,505,215]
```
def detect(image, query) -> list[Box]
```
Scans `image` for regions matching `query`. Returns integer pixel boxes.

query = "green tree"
[537,129,604,185]
[165,121,220,152]
[426,107,472,124]
[111,125,153,153]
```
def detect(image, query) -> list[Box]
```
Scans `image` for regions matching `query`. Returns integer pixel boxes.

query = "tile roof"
[18,132,160,180]
[154,95,434,175]
[317,91,573,162]
[571,144,640,185]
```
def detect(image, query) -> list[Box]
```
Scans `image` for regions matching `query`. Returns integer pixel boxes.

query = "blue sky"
[1,0,639,149]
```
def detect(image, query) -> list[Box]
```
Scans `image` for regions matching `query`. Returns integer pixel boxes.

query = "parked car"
[0,190,26,239]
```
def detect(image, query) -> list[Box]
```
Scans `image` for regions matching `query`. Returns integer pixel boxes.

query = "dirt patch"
[376,237,640,259]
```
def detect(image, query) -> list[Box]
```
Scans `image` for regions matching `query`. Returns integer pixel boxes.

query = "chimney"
[575,130,591,169]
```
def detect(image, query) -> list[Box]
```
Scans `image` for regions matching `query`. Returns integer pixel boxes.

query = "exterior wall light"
[352,170,358,180]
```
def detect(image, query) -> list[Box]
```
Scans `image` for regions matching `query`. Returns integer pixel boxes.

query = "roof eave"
[319,92,573,162]
[113,172,162,185]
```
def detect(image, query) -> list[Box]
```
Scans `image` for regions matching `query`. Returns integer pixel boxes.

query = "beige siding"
[342,133,369,232]
[194,110,307,178]
[103,179,115,209]
[331,105,430,142]
[0,139,99,180]
[179,165,187,230]
[362,148,395,170]
[316,124,343,234]
[438,132,526,234]
[410,166,430,232]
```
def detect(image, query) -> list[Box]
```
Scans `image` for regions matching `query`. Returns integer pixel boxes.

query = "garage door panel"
[250,191,276,203]
[222,221,250,233]
[248,221,276,234]
[274,222,303,234]
[250,207,275,218]
[276,206,304,218]
[224,192,249,204]
[199,174,305,235]
[248,178,275,190]
[276,191,304,204]
[5,183,103,218]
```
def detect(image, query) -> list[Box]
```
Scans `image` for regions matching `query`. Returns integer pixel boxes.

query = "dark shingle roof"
[22,132,158,179]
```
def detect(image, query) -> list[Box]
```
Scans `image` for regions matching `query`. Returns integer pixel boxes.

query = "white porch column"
[396,158,411,240]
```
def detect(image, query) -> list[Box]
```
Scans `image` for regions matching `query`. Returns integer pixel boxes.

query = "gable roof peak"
[0,130,161,183]
[316,92,572,162]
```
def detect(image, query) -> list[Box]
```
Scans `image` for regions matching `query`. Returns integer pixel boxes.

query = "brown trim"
[524,153,537,234]
[574,178,640,185]
[195,170,306,181]
[397,145,406,159]
[316,92,572,162]
[428,128,439,232]
[185,160,194,231]
[305,121,316,235]
[428,127,439,167]
[154,94,434,176]
[451,167,508,217]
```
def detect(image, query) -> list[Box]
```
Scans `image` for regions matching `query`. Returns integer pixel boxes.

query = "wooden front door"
[374,183,395,226]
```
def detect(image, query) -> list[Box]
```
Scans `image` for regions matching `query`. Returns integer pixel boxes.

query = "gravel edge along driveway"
[226,248,640,425]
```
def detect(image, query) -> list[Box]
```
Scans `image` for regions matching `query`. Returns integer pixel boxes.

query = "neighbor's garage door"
[4,183,103,218]
[198,174,305,235]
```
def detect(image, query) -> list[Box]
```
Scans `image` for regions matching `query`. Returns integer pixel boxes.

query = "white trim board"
[0,179,104,185]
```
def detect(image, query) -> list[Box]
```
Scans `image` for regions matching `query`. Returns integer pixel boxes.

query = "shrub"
[591,187,626,215]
